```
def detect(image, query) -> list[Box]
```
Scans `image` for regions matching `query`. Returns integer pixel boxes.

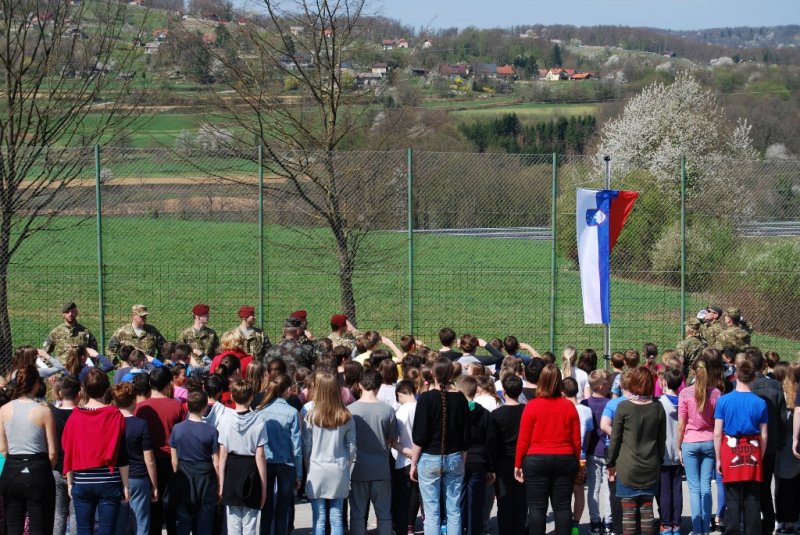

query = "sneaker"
[660,527,672,535]
[590,521,603,534]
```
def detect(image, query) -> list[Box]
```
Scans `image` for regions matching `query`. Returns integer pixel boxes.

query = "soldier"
[328,314,360,350]
[236,305,271,364]
[107,304,166,364]
[677,318,707,376]
[290,309,326,359]
[701,305,725,350]
[178,304,219,360]
[43,302,98,363]
[718,307,752,353]
[264,317,315,369]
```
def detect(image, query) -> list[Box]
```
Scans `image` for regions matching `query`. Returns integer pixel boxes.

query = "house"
[128,0,144,5]
[144,41,161,55]
[322,28,333,39]
[117,72,136,81]
[410,67,429,77]
[237,18,248,26]
[570,72,593,80]
[371,62,388,76]
[496,64,515,79]
[519,29,537,39]
[438,63,469,79]
[289,26,304,36]
[663,51,677,58]
[544,68,568,81]
[202,12,220,22]
[382,39,395,50]
[152,29,169,41]
[357,72,383,88]
[474,63,498,77]
[395,39,408,49]
[63,26,88,39]
[421,39,432,49]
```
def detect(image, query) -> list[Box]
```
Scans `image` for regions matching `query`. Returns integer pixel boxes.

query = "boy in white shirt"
[391,380,418,535]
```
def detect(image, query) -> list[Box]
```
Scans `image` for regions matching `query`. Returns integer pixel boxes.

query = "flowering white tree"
[596,72,757,215]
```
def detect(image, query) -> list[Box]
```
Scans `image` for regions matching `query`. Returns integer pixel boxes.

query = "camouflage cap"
[284,317,303,329]
[725,307,741,321]
[62,301,77,313]
[132,304,148,316]
[686,318,701,328]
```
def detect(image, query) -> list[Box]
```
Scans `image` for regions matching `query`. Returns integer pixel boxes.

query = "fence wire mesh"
[4,147,800,367]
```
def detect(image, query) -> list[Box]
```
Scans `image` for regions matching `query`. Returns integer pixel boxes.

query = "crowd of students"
[0,321,798,535]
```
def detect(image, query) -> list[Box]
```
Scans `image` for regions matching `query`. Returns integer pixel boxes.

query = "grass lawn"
[8,216,798,358]
[451,102,601,124]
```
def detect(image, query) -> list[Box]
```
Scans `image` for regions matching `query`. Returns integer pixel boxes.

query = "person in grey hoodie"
[658,368,683,535]
[217,380,268,535]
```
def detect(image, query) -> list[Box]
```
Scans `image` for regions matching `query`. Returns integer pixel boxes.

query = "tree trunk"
[0,217,12,372]
[334,230,357,326]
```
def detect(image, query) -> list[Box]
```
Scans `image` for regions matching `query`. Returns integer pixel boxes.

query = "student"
[676,355,721,535]
[562,376,593,535]
[256,374,303,535]
[134,366,187,535]
[515,364,580,535]
[657,368,683,535]
[410,357,471,535]
[217,380,268,534]
[611,350,639,398]
[600,370,632,535]
[609,352,625,393]
[391,380,419,535]
[170,390,220,535]
[348,368,397,535]
[474,375,501,412]
[455,375,494,535]
[607,368,666,535]
[584,369,613,535]
[51,376,80,535]
[0,365,58,535]
[713,360,768,535]
[113,382,158,535]
[561,346,590,401]
[774,361,800,535]
[488,375,526,535]
[303,371,357,535]
[202,374,229,430]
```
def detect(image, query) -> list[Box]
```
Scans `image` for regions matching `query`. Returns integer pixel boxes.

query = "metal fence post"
[258,145,265,331]
[407,148,414,334]
[94,145,106,351]
[680,156,687,340]
[550,152,557,354]
[603,155,611,368]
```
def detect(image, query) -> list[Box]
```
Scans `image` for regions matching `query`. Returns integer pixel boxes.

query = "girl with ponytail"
[561,346,589,401]
[256,373,301,535]
[410,357,471,535]
[676,354,722,534]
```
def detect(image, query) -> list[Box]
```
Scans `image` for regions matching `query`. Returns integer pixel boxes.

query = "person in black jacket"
[744,347,786,535]
[455,375,495,535]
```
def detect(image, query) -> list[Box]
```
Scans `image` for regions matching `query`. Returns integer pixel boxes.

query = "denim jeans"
[72,481,123,535]
[586,455,611,525]
[682,440,715,533]
[310,498,344,535]
[461,466,487,535]
[417,452,464,535]
[522,454,578,535]
[53,470,76,535]
[116,476,150,535]
[261,463,296,535]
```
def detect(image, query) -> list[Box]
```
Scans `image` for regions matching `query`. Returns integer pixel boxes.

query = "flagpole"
[603,155,611,370]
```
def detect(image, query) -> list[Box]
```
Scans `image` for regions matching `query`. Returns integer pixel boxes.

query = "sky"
[375,0,799,31]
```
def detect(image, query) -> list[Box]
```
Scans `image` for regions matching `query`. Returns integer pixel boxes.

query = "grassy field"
[8,216,798,358]
[450,102,601,124]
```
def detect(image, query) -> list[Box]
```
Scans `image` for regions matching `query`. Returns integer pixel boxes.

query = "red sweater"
[209,350,253,374]
[62,405,126,474]
[514,396,581,468]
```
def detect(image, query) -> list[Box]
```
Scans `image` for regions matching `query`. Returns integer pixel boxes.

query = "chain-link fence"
[4,147,800,367]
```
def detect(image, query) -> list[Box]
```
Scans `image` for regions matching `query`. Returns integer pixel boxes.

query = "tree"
[0,0,149,363]
[595,72,757,215]
[194,0,410,325]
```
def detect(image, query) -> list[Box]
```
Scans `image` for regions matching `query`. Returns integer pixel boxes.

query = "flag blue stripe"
[595,190,618,324]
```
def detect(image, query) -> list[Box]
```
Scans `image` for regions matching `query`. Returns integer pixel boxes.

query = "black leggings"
[3,457,55,535]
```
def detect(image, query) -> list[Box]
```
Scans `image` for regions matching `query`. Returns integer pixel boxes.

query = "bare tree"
[0,0,150,362]
[196,0,411,324]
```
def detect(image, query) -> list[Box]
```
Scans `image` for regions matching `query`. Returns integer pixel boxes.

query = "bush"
[650,219,737,291]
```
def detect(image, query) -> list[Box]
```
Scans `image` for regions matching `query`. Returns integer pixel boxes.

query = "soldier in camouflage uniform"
[43,302,98,363]
[327,314,360,350]
[178,304,219,360]
[678,318,707,376]
[264,317,315,369]
[236,305,271,364]
[718,307,751,354]
[107,304,166,364]
[700,305,725,350]
[290,309,326,360]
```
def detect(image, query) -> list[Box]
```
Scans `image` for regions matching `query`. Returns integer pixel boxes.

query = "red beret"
[330,314,347,328]
[192,304,210,316]
[238,306,255,319]
[290,310,307,321]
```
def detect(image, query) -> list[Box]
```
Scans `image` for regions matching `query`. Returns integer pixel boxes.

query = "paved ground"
[288,477,722,535]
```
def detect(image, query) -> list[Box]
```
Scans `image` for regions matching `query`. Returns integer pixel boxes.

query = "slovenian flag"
[576,188,638,324]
